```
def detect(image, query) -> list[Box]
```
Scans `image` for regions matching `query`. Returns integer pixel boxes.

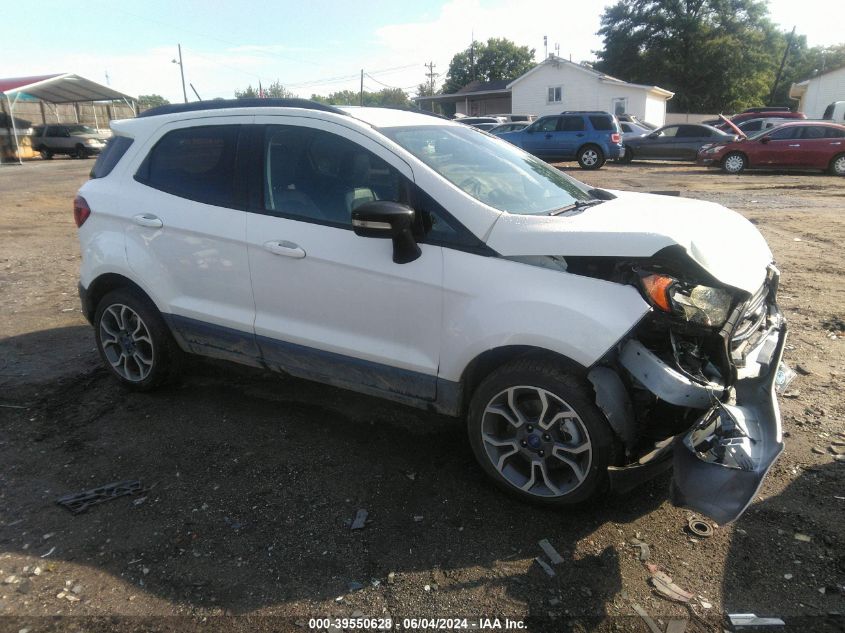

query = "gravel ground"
[0,157,843,633]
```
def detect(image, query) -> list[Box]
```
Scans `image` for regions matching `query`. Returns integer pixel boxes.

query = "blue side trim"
[256,332,437,401]
[162,313,463,415]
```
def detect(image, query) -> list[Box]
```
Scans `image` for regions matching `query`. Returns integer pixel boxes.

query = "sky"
[1,0,842,103]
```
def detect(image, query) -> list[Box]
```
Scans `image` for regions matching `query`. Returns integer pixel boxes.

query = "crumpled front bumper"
[670,320,787,524]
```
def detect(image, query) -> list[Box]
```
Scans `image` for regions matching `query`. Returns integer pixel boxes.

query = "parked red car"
[697,121,845,175]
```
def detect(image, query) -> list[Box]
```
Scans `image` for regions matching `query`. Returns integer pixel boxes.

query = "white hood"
[485,191,772,294]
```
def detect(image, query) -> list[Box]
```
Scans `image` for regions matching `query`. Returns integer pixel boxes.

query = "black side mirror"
[648,132,659,139]
[760,136,771,144]
[352,200,422,264]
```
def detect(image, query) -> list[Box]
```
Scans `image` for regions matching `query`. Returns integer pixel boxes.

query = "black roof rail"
[137,98,349,118]
[560,110,613,115]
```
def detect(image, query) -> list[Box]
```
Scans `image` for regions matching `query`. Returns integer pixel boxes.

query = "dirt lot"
[1,157,843,633]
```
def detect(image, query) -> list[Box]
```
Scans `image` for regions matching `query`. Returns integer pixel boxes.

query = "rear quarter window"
[90,136,134,179]
[588,115,614,131]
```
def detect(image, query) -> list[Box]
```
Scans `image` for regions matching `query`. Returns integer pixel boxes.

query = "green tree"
[773,41,845,105]
[235,80,297,99]
[234,85,258,99]
[138,94,169,108]
[443,38,536,93]
[310,88,410,107]
[595,0,785,112]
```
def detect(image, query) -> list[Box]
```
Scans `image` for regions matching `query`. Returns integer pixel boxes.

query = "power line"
[112,7,325,67]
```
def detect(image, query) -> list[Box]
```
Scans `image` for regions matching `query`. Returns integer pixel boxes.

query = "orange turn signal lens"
[642,274,674,312]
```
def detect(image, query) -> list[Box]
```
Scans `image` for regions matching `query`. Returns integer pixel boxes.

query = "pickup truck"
[822,101,845,124]
[30,124,109,159]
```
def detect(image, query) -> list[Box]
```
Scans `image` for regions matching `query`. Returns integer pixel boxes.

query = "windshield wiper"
[548,198,605,216]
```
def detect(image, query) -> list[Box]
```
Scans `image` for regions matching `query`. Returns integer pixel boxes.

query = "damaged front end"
[584,259,786,524]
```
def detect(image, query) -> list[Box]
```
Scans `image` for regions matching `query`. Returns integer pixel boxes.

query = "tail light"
[73,195,91,227]
[611,133,621,144]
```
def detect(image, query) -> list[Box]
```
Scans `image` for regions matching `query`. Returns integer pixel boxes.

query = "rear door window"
[560,116,586,132]
[588,115,613,131]
[135,125,240,208]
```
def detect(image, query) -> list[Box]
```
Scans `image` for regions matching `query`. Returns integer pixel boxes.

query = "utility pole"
[543,35,548,60]
[360,69,364,106]
[470,32,475,81]
[172,44,188,103]
[768,26,795,105]
[424,61,438,94]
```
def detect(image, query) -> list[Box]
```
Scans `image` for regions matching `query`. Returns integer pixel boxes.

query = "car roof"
[772,120,844,127]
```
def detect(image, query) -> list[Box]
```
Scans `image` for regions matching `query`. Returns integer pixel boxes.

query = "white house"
[789,65,845,119]
[414,56,674,124]
[508,56,674,126]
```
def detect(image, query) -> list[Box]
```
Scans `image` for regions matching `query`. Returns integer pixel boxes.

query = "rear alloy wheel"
[94,288,181,391]
[577,145,605,170]
[39,149,53,160]
[467,359,614,506]
[722,152,746,174]
[75,145,88,159]
[831,153,845,176]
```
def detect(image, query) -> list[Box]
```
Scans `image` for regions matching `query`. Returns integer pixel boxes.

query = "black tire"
[467,358,615,506]
[617,146,633,164]
[830,153,845,176]
[722,151,747,174]
[75,144,88,159]
[93,288,182,391]
[39,148,53,160]
[577,145,605,170]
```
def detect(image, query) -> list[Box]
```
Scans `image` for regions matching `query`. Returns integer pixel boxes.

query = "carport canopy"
[0,73,137,164]
[0,73,136,104]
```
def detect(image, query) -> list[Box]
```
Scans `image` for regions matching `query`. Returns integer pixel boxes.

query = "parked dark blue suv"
[498,111,624,169]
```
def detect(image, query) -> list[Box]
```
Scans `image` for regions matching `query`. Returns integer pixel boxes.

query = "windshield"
[67,125,98,135]
[380,125,592,215]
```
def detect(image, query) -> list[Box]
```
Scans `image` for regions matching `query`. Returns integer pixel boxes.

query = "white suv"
[75,99,787,524]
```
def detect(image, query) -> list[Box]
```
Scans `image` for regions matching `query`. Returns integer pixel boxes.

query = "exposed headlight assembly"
[641,273,733,327]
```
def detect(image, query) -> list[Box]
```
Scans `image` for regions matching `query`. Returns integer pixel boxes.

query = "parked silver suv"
[31,124,109,159]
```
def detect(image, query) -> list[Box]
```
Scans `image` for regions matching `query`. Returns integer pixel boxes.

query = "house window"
[611,97,628,115]
[547,86,562,103]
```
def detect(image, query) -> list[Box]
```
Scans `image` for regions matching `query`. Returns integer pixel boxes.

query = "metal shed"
[1,73,137,165]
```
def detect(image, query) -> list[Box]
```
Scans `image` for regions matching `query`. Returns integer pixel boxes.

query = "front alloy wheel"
[480,386,592,497]
[468,359,613,505]
[722,152,746,174]
[831,154,845,176]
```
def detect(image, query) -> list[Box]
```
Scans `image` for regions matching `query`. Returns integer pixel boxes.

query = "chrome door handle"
[788,144,800,147]
[831,142,842,145]
[263,240,306,258]
[133,214,163,228]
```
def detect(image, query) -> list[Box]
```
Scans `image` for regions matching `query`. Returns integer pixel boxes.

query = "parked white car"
[75,100,787,524]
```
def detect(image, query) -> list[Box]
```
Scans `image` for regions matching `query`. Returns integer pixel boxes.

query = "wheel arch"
[457,345,587,415]
[82,273,159,324]
[577,142,603,156]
